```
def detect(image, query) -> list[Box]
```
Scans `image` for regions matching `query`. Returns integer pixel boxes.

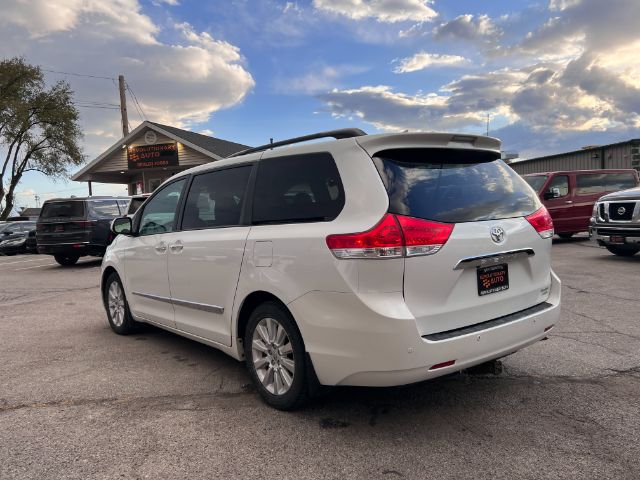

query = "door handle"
[169,242,183,253]
[155,242,167,253]
[565,200,573,204]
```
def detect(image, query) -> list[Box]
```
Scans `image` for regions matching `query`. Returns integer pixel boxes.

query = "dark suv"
[590,187,640,256]
[37,197,130,265]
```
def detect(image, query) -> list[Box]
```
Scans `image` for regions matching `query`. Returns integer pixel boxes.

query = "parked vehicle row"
[101,130,561,410]
[523,169,639,238]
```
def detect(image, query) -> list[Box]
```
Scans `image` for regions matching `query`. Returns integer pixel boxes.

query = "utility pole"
[34,195,40,207]
[118,74,129,137]
[486,114,490,136]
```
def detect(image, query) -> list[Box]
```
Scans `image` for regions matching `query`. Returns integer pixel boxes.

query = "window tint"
[127,198,146,215]
[40,201,85,219]
[88,200,121,217]
[139,179,186,236]
[374,148,540,223]
[523,175,548,193]
[252,153,345,224]
[182,166,252,230]
[546,175,569,197]
[576,173,637,195]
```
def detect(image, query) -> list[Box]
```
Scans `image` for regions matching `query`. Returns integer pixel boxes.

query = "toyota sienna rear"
[101,130,561,410]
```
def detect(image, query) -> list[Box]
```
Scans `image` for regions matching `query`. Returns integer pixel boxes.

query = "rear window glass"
[373,148,541,223]
[252,153,345,224]
[523,175,548,192]
[575,173,637,195]
[40,201,85,219]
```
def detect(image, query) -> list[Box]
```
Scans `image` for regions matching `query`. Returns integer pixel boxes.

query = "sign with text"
[127,143,178,169]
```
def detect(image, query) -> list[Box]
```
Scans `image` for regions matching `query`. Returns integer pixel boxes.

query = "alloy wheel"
[108,281,126,327]
[251,317,296,395]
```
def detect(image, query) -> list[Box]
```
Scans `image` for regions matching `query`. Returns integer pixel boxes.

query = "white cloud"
[0,0,254,160]
[273,64,368,94]
[394,52,468,73]
[313,0,437,23]
[548,0,582,12]
[432,14,500,41]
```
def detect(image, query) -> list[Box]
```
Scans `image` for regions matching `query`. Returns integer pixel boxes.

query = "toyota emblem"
[618,206,626,215]
[490,226,505,243]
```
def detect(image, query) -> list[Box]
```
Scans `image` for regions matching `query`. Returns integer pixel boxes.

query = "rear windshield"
[373,148,541,223]
[523,175,548,193]
[40,201,85,219]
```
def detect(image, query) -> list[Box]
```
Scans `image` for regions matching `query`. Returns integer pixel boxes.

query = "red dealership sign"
[127,143,178,169]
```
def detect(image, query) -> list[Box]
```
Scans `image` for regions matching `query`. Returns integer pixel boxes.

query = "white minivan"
[103,129,561,410]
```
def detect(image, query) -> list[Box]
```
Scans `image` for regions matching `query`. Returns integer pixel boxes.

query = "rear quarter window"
[252,153,345,224]
[575,173,637,195]
[373,148,540,223]
[88,200,121,218]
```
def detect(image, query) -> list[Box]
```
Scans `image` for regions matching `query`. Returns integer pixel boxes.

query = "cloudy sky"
[3,0,640,207]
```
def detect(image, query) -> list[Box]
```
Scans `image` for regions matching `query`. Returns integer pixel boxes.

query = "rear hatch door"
[372,148,552,336]
[37,200,91,245]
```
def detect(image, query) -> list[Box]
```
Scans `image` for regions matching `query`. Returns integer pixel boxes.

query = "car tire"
[244,301,310,410]
[605,245,640,257]
[558,233,574,239]
[54,254,79,266]
[103,272,138,335]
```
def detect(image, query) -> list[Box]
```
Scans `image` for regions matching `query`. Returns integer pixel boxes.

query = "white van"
[103,129,561,410]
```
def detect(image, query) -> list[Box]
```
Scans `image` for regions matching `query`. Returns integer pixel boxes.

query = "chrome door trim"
[171,297,224,314]
[132,291,173,304]
[132,291,224,314]
[453,248,535,270]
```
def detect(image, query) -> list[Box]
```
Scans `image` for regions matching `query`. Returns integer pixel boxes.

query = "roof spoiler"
[227,128,367,158]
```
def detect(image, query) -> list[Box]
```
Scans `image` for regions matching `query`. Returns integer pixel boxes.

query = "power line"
[76,104,120,110]
[126,81,147,120]
[42,68,115,81]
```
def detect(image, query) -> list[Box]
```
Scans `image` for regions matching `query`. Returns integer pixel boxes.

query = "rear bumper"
[288,270,561,387]
[37,242,105,256]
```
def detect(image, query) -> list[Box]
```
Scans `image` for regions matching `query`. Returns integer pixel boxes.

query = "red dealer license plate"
[477,264,509,296]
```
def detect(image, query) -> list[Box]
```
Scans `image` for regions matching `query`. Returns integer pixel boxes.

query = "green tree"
[0,57,83,219]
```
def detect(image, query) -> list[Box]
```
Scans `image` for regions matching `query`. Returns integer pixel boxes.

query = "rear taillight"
[326,214,453,259]
[36,224,44,232]
[326,214,403,259]
[73,221,94,228]
[396,215,453,257]
[526,207,554,239]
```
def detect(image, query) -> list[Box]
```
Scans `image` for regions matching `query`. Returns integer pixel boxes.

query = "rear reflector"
[326,214,453,259]
[429,360,456,371]
[544,325,554,332]
[526,207,554,239]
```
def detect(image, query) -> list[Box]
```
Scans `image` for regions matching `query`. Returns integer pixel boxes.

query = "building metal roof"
[148,122,249,159]
[71,121,250,182]
[513,138,640,165]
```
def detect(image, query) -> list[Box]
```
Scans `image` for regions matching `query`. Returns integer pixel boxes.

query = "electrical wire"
[125,81,147,120]
[42,69,115,81]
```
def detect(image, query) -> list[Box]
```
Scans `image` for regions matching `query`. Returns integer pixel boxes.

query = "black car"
[37,197,130,266]
[0,221,36,255]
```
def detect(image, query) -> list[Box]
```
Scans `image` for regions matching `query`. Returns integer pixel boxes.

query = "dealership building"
[72,121,249,195]
[509,139,640,175]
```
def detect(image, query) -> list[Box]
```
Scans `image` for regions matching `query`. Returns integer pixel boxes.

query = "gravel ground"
[1,235,639,479]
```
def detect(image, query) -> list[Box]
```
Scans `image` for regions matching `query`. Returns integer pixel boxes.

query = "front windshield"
[523,175,548,193]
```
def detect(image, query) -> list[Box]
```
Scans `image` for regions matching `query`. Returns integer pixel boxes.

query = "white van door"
[167,165,253,346]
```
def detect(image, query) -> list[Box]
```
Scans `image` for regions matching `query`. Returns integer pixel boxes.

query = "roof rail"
[227,128,367,158]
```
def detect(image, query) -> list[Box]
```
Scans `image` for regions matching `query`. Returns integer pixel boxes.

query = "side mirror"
[111,217,133,236]
[543,188,561,200]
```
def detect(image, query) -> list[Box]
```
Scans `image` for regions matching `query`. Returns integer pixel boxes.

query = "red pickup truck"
[522,169,639,238]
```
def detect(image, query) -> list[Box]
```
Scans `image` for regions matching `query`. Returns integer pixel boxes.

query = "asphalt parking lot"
[1,236,639,480]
